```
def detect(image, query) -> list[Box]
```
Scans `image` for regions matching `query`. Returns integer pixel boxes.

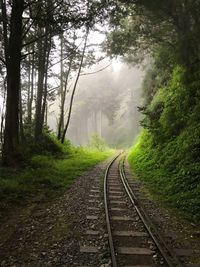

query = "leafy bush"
[19,129,72,160]
[89,133,108,151]
[129,66,200,223]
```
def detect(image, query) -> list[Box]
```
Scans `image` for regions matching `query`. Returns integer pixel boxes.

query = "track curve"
[103,153,183,267]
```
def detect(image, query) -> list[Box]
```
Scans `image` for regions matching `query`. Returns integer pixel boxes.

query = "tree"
[106,0,200,67]
[90,133,107,151]
[2,0,24,165]
[61,27,89,143]
[0,0,113,165]
[57,33,76,140]
[34,27,52,139]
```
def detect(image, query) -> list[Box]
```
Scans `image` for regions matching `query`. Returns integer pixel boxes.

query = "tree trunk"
[34,30,46,139]
[19,88,24,141]
[99,110,102,138]
[0,80,6,148]
[27,47,35,124]
[41,37,51,127]
[61,29,89,143]
[2,0,24,166]
[57,58,73,140]
[27,52,31,121]
[57,39,73,140]
[57,34,64,139]
[45,103,48,126]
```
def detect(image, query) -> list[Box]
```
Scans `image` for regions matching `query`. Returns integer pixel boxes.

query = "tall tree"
[0,0,112,165]
[57,34,75,140]
[2,0,24,165]
[61,28,89,143]
[34,28,52,139]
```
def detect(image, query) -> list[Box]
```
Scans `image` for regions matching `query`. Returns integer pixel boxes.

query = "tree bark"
[0,79,6,147]
[27,47,35,124]
[34,32,46,139]
[2,0,24,166]
[19,88,24,140]
[57,56,73,140]
[41,37,51,127]
[57,34,64,139]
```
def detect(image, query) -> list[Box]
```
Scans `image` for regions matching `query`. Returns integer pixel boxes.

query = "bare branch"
[0,57,6,65]
[80,63,111,76]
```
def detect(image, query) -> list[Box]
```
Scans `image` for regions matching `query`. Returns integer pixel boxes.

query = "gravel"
[124,159,200,266]
[0,158,111,267]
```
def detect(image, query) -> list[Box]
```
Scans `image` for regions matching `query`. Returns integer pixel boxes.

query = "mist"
[48,60,144,148]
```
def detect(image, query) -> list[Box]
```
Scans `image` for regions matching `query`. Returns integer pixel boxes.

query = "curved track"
[104,153,183,267]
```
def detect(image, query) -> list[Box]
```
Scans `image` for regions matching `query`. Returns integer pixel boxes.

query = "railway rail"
[103,153,183,267]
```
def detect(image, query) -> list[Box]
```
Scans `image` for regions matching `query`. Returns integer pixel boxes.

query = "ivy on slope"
[129,66,200,223]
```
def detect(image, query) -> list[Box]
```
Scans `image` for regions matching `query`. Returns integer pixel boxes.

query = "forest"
[0,0,200,233]
[1,1,200,266]
[114,1,200,222]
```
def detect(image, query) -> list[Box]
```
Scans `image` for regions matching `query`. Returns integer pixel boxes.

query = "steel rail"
[119,156,183,267]
[103,153,121,267]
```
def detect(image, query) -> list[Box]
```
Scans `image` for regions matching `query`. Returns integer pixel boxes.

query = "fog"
[48,59,144,148]
[0,27,145,149]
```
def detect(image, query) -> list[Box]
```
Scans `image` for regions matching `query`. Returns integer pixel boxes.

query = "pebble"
[194,231,200,237]
[160,259,164,265]
[150,244,155,250]
[91,224,95,229]
[41,252,46,257]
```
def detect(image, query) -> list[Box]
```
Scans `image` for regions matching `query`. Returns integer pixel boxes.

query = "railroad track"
[103,153,183,267]
[79,153,193,266]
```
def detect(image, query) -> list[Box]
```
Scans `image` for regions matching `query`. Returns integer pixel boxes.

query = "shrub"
[128,66,200,223]
[89,133,107,151]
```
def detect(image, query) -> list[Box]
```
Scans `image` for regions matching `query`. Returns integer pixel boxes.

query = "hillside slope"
[129,66,200,223]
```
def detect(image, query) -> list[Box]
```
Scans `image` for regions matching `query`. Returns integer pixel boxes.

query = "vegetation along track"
[104,153,184,267]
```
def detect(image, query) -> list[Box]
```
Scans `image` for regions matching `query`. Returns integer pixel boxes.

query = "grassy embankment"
[128,66,200,223]
[0,138,114,208]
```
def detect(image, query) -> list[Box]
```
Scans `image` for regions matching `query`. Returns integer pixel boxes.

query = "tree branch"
[0,57,6,65]
[61,28,89,143]
[80,63,111,76]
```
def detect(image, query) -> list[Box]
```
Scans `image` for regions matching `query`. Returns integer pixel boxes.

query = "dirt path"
[0,158,110,267]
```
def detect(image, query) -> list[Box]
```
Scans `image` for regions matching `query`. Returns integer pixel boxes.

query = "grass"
[128,130,200,224]
[0,147,114,207]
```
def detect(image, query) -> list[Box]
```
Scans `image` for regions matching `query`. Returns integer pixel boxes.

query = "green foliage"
[0,146,113,206]
[107,1,200,67]
[141,66,196,141]
[30,133,69,155]
[89,133,107,151]
[129,66,200,223]
[142,46,176,105]
[106,0,200,223]
[19,127,72,160]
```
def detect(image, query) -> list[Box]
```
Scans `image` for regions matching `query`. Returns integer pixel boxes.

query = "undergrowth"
[128,66,200,224]
[0,144,113,207]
